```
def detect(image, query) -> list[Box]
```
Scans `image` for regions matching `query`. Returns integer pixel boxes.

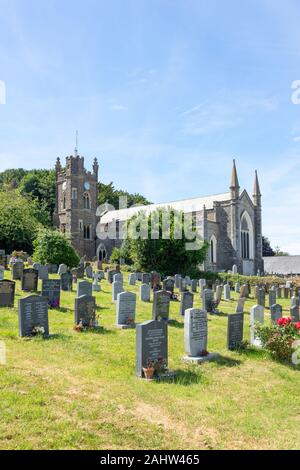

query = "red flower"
[277,317,292,327]
[295,322,300,330]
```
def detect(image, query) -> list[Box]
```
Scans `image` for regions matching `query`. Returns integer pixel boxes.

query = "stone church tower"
[53,152,99,259]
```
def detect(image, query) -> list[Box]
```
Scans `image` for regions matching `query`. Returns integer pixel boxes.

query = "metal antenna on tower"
[74,130,78,156]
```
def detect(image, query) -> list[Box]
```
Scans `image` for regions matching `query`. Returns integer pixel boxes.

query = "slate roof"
[100,192,231,224]
[263,256,300,275]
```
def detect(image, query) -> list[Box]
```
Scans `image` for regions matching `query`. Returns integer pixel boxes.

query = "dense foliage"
[98,182,151,209]
[32,228,80,268]
[118,208,208,276]
[262,236,275,257]
[255,317,300,362]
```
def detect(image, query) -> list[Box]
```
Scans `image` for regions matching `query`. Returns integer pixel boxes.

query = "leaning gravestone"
[75,295,96,327]
[112,281,123,302]
[227,313,244,350]
[152,290,170,322]
[58,264,67,276]
[18,295,49,337]
[116,292,136,328]
[0,280,15,308]
[41,279,61,308]
[38,265,49,281]
[250,305,264,347]
[12,261,24,281]
[76,280,92,298]
[136,320,168,378]
[180,291,194,317]
[270,304,282,323]
[203,289,214,313]
[60,272,73,291]
[21,269,38,292]
[183,308,217,363]
[235,297,246,314]
[140,283,151,302]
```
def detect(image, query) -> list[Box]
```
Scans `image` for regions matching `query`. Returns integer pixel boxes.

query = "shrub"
[255,317,300,362]
[33,228,80,268]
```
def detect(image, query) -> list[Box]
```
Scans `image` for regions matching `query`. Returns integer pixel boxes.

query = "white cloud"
[110,104,126,111]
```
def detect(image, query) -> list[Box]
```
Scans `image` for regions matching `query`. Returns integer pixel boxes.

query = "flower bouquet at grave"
[32,325,45,337]
[212,299,220,314]
[255,317,300,363]
[142,360,156,380]
[125,316,135,327]
[74,320,84,332]
[142,357,168,380]
[49,298,60,309]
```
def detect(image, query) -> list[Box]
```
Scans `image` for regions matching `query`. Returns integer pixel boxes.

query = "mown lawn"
[0,270,299,450]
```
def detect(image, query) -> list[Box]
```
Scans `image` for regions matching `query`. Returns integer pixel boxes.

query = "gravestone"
[46,264,58,274]
[136,273,142,282]
[240,284,248,299]
[58,264,67,276]
[136,320,168,378]
[290,306,300,322]
[12,261,24,281]
[180,291,194,317]
[85,265,93,279]
[152,290,170,322]
[257,288,265,307]
[0,280,15,308]
[142,273,150,285]
[185,276,191,286]
[21,269,38,292]
[270,304,282,323]
[235,297,246,314]
[268,289,277,309]
[290,296,300,309]
[174,274,181,289]
[112,281,123,302]
[60,272,72,291]
[113,272,123,284]
[128,273,136,286]
[179,277,188,292]
[223,284,231,301]
[276,287,282,299]
[151,272,161,290]
[18,295,49,337]
[227,313,244,350]
[77,280,92,298]
[215,285,223,303]
[107,269,117,284]
[0,253,7,269]
[0,266,4,281]
[77,265,85,279]
[203,289,214,313]
[92,280,101,292]
[75,295,96,327]
[116,292,136,328]
[250,305,264,347]
[140,283,151,302]
[183,308,217,363]
[235,282,240,294]
[163,278,174,294]
[38,265,49,281]
[232,264,238,275]
[199,279,206,292]
[191,279,198,293]
[32,262,41,271]
[41,279,61,308]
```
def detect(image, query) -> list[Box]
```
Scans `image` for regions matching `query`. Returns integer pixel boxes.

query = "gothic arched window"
[241,212,254,260]
[84,225,91,240]
[97,244,107,261]
[83,193,91,210]
[210,235,217,264]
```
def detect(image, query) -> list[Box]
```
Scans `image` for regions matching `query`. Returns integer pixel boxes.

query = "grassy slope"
[0,270,299,450]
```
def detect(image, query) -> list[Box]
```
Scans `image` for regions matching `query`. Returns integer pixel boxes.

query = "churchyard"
[0,262,300,450]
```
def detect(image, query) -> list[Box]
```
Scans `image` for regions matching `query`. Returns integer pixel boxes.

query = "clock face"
[62,182,67,191]
[84,182,90,191]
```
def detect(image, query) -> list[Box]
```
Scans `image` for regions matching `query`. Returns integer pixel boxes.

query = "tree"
[122,208,208,276]
[98,182,151,209]
[262,236,275,257]
[274,246,290,257]
[0,190,42,253]
[32,228,80,268]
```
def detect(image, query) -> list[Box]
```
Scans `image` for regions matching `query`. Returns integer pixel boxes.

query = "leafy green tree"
[262,236,275,257]
[0,190,42,253]
[33,228,80,268]
[0,168,28,189]
[98,182,151,209]
[123,208,208,276]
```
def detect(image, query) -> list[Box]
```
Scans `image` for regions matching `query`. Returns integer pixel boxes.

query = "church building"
[53,153,263,275]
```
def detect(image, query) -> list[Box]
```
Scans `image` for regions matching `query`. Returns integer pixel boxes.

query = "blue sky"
[0,0,300,253]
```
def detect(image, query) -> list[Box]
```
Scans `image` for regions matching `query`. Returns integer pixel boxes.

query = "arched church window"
[210,235,217,264]
[83,193,91,209]
[97,244,107,261]
[84,225,91,240]
[241,212,254,260]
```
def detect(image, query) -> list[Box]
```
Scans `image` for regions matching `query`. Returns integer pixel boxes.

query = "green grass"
[0,271,299,450]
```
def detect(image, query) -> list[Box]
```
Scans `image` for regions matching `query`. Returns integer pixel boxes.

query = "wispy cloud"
[110,104,126,111]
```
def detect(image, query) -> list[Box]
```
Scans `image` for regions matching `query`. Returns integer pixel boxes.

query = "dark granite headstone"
[0,280,15,308]
[75,295,96,327]
[136,320,168,378]
[41,279,61,308]
[180,291,194,316]
[76,280,92,298]
[21,268,38,292]
[18,295,49,337]
[203,289,214,313]
[60,272,73,291]
[163,278,174,294]
[227,313,244,350]
[270,304,282,323]
[12,261,23,280]
[291,306,300,322]
[142,273,150,285]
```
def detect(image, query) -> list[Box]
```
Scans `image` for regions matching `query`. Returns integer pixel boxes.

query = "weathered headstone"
[235,282,240,294]
[142,273,150,285]
[290,306,300,322]
[0,280,15,308]
[174,274,181,289]
[107,269,117,284]
[235,297,246,314]
[41,279,61,308]
[75,295,97,327]
[223,284,231,301]
[257,288,265,307]
[203,289,214,313]
[128,273,136,286]
[0,266,4,281]
[112,281,123,302]
[38,265,49,281]
[163,278,174,294]
[58,264,67,276]
[92,280,101,292]
[232,264,238,275]
[136,320,168,378]
[180,291,194,317]
[191,279,198,293]
[240,284,249,299]
[77,280,92,298]
[140,283,151,302]
[18,295,49,337]
[152,290,170,322]
[227,313,244,350]
[12,261,23,281]
[60,272,72,291]
[268,288,277,309]
[21,268,38,292]
[270,304,282,323]
[116,292,136,328]
[85,265,93,279]
[250,305,264,347]
[113,272,123,284]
